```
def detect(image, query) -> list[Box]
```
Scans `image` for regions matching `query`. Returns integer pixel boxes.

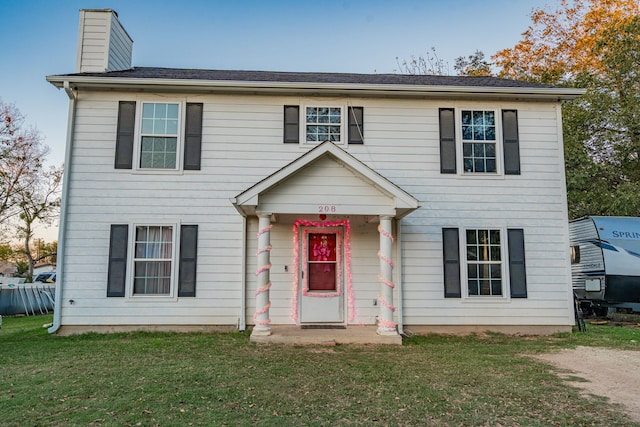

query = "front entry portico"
[232,142,418,343]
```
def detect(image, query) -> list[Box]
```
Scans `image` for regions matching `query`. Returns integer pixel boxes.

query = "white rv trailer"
[569,216,640,314]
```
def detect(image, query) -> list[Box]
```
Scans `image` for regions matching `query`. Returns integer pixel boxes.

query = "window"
[570,245,581,264]
[442,227,526,299]
[115,101,203,171]
[462,110,496,173]
[465,229,503,296]
[283,105,364,145]
[133,225,174,295]
[307,233,338,291]
[140,103,179,169]
[306,107,342,143]
[439,108,520,176]
[107,224,199,298]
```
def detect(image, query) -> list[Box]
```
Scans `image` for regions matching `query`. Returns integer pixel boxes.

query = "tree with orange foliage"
[495,0,640,218]
[494,0,639,84]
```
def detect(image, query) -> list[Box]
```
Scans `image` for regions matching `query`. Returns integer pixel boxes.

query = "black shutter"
[115,101,136,169]
[439,108,456,174]
[283,105,299,143]
[508,228,527,298]
[502,110,521,175]
[107,224,128,297]
[184,103,203,170]
[442,228,461,298]
[178,225,198,297]
[348,106,364,144]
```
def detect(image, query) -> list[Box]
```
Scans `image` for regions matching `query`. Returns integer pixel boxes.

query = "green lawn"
[1,315,639,426]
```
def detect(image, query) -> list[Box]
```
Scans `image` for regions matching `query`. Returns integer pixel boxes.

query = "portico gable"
[232,141,418,219]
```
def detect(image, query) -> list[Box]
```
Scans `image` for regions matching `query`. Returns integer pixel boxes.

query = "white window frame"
[301,104,346,147]
[126,222,179,301]
[133,100,184,173]
[456,108,503,176]
[460,227,509,300]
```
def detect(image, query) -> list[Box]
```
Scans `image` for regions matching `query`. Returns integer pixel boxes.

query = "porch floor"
[249,325,402,345]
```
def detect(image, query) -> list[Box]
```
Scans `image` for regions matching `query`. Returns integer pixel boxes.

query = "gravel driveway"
[533,346,640,423]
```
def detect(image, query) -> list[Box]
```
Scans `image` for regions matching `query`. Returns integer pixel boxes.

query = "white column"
[253,214,272,335]
[377,216,398,335]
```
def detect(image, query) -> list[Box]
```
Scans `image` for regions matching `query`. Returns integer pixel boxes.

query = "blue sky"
[1,0,546,239]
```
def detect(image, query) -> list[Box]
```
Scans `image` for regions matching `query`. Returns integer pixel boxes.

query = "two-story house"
[46,9,583,342]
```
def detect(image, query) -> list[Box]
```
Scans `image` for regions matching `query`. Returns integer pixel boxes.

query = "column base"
[251,325,272,336]
[376,326,398,336]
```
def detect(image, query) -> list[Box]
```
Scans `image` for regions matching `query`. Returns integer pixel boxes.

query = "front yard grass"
[1,315,638,426]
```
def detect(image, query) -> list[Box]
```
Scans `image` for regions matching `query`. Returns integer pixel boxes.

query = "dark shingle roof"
[56,66,557,89]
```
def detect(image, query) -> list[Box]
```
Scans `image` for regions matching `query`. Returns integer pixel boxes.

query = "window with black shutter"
[115,102,136,169]
[439,108,456,174]
[502,110,521,175]
[107,224,129,297]
[442,228,461,298]
[283,105,300,143]
[348,106,364,144]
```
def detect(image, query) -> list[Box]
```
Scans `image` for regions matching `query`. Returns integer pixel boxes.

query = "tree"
[36,240,58,265]
[454,50,493,76]
[1,99,61,276]
[0,99,49,227]
[493,0,640,84]
[396,47,450,75]
[493,0,640,218]
[396,47,495,77]
[15,165,62,277]
[0,243,13,261]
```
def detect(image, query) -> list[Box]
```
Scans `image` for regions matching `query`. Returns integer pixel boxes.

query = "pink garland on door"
[291,219,355,323]
[254,224,273,326]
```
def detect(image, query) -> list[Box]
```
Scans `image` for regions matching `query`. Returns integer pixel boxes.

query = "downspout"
[396,218,404,335]
[48,81,76,334]
[239,214,247,331]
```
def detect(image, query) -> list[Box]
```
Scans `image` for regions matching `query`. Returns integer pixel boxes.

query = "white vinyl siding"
[106,14,133,72]
[60,92,572,329]
[76,10,132,73]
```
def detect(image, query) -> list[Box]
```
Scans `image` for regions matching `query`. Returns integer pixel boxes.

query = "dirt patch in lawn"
[533,346,640,423]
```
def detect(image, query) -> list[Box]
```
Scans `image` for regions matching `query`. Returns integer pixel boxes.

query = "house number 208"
[318,205,337,213]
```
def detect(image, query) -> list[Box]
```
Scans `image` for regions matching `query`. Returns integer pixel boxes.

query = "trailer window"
[570,245,580,264]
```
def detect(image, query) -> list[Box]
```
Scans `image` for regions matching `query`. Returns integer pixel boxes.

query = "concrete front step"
[249,325,402,345]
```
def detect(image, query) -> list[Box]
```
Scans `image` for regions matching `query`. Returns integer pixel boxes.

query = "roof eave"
[46,75,586,100]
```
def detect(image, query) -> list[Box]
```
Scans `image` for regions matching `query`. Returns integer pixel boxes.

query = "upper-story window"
[283,105,363,145]
[140,103,180,169]
[439,108,520,176]
[115,101,203,172]
[306,107,342,144]
[461,110,496,173]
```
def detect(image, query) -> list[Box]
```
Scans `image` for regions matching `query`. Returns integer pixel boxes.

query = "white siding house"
[47,10,584,340]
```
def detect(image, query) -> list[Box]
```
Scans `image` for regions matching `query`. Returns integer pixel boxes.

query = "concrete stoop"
[249,325,402,345]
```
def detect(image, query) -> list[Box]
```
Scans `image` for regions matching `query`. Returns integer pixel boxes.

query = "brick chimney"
[76,9,133,73]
